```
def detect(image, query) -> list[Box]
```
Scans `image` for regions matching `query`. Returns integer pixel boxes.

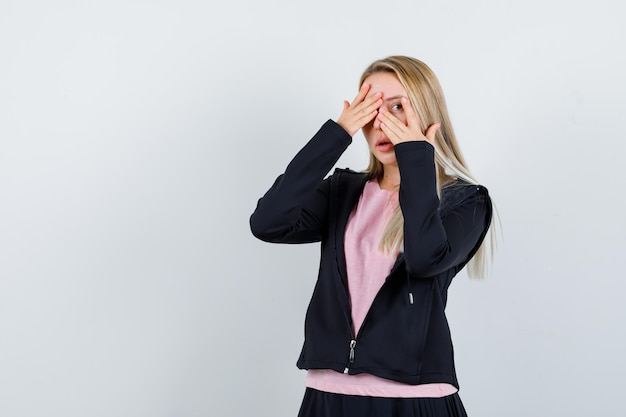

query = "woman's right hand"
[336,83,383,137]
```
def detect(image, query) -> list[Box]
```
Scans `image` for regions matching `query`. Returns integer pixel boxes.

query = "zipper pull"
[349,339,356,363]
[344,339,357,374]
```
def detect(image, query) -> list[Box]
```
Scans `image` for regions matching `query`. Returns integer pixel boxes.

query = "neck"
[379,165,400,191]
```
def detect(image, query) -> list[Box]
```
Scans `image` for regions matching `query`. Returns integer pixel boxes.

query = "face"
[361,72,409,168]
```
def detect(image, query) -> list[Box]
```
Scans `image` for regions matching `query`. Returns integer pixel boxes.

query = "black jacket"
[250,120,492,388]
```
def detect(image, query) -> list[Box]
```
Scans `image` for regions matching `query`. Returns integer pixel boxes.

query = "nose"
[373,112,382,130]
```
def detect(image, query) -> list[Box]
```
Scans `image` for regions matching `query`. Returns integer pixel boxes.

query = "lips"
[376,137,394,152]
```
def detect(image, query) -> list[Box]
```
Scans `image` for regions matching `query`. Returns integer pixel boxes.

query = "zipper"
[343,339,357,374]
[331,171,359,351]
[342,262,403,374]
[342,262,415,374]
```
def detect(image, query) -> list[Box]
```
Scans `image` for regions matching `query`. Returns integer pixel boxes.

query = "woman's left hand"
[377,97,440,145]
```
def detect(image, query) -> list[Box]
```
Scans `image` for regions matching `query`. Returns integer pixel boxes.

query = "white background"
[1,0,625,416]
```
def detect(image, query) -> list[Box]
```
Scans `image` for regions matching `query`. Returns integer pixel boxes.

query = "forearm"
[250,120,352,242]
[395,141,489,276]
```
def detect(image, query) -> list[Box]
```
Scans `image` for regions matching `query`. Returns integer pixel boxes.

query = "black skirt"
[297,388,468,417]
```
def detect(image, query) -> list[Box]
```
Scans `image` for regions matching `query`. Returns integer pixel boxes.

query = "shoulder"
[332,167,369,177]
[328,167,370,180]
[440,180,491,213]
[326,168,370,191]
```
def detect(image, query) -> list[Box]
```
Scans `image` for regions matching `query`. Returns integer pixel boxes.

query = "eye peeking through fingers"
[386,101,408,123]
[389,103,404,115]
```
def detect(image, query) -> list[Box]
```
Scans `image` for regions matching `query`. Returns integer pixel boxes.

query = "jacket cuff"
[394,140,435,167]
[318,119,352,146]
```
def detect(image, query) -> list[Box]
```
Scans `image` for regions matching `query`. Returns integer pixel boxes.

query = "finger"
[378,111,407,144]
[350,83,371,107]
[363,91,383,107]
[358,108,380,127]
[424,123,441,144]
[352,94,382,122]
[400,97,420,130]
[338,96,380,136]
[378,107,407,132]
[379,121,403,144]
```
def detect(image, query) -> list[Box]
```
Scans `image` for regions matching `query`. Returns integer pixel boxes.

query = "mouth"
[376,137,391,146]
[375,138,394,151]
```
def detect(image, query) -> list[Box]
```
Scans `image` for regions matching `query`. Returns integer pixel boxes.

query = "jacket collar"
[329,169,369,288]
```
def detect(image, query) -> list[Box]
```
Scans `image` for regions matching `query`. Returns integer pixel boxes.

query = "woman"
[250,56,494,417]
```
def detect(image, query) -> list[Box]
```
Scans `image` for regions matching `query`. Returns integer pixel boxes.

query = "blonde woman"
[250,56,494,417]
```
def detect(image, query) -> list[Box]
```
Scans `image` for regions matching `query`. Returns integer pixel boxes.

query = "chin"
[375,154,397,167]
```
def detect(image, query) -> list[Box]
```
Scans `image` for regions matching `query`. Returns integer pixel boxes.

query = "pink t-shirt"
[305,179,457,398]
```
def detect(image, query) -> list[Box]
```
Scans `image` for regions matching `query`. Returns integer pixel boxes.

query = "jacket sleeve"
[394,141,491,277]
[249,120,352,244]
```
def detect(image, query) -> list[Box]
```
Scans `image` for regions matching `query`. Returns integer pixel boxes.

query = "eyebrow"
[382,95,407,102]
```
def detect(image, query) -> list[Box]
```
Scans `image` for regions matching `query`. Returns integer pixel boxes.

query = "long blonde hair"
[360,56,496,278]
